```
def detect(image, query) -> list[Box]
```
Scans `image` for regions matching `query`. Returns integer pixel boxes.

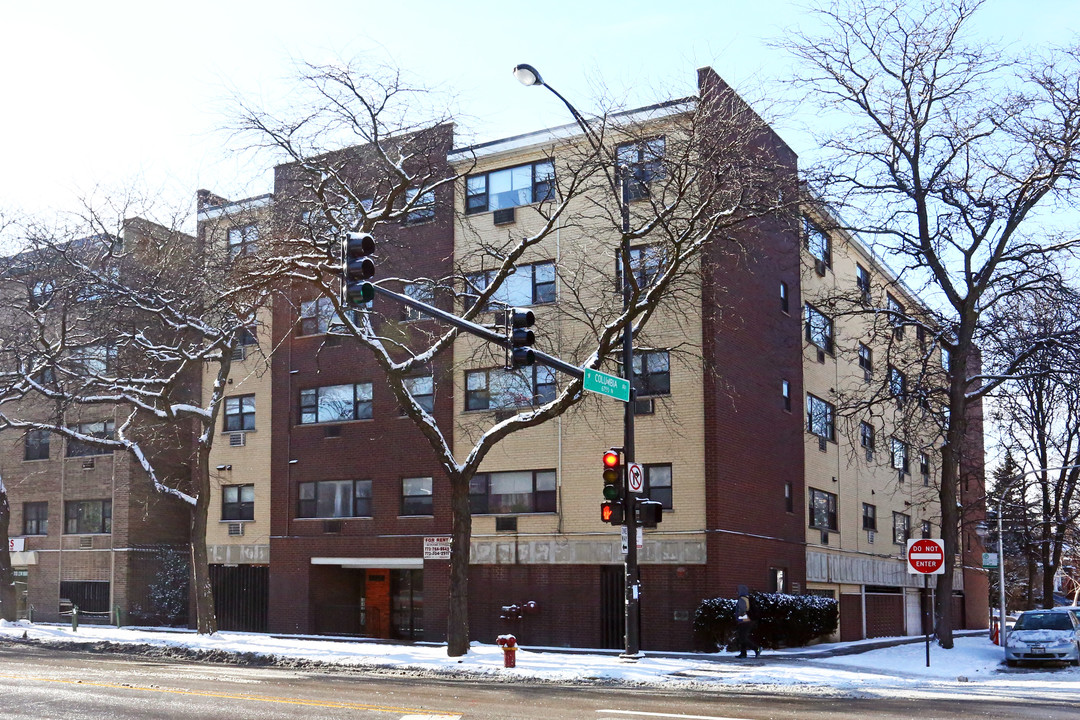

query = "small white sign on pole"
[627,463,644,494]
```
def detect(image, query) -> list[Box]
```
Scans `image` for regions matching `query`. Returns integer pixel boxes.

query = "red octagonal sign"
[907,538,945,575]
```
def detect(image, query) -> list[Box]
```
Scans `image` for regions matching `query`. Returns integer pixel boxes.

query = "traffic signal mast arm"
[372,285,584,380]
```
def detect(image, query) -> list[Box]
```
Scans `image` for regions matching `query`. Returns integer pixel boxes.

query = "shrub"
[693,592,838,651]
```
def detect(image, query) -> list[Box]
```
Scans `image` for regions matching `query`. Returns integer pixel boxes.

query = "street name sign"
[907,538,945,575]
[583,368,630,403]
[423,535,452,560]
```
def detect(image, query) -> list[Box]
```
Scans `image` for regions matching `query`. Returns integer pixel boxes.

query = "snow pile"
[2,620,1079,700]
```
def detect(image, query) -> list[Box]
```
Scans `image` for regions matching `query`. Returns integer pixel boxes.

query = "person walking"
[734,585,760,658]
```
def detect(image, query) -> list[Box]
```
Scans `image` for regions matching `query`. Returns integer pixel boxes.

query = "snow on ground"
[2,620,1078,701]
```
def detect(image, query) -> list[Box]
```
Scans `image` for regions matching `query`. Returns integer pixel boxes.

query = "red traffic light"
[603,450,620,468]
[601,501,624,525]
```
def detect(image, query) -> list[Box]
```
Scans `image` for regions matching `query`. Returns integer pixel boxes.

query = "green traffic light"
[603,484,619,500]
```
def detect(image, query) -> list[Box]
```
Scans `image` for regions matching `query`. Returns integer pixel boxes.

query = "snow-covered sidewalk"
[2,619,1078,701]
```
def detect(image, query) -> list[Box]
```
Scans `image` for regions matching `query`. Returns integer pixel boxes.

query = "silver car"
[1005,608,1080,666]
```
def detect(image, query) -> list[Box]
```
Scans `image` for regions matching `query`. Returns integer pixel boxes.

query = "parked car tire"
[1006,659,1017,667]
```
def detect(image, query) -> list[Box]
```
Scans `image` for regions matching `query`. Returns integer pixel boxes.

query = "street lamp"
[994,464,1080,656]
[515,63,642,660]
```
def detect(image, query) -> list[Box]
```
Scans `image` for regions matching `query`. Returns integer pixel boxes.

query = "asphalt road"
[1,644,1078,720]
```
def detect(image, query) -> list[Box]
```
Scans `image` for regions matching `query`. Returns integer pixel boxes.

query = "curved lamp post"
[514,63,642,660]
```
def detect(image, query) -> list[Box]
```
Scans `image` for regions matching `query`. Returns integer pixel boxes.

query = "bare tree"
[987,289,1080,608]
[0,473,14,621]
[0,201,274,633]
[779,0,1080,646]
[235,61,794,655]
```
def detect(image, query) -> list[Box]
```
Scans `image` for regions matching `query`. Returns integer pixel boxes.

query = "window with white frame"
[465,366,556,410]
[893,512,911,545]
[401,477,433,516]
[616,137,665,200]
[806,394,835,441]
[300,383,373,424]
[298,479,372,518]
[465,261,556,309]
[804,304,833,353]
[465,160,555,214]
[469,470,556,514]
[891,437,909,475]
[644,464,673,510]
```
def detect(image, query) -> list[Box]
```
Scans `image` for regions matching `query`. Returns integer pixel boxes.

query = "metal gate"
[600,566,624,649]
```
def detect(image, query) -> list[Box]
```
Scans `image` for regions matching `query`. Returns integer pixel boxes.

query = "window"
[804,304,833,353]
[24,429,50,461]
[403,282,434,321]
[632,350,670,398]
[300,383,373,424]
[617,244,666,292]
[401,477,433,516]
[922,520,933,539]
[64,500,112,534]
[769,567,788,593]
[917,325,927,347]
[236,325,258,347]
[888,365,906,404]
[941,344,952,373]
[404,188,435,224]
[856,264,871,298]
[858,343,873,377]
[809,488,838,531]
[466,160,555,214]
[616,137,665,200]
[227,224,258,257]
[860,422,875,454]
[891,438,909,475]
[806,394,835,441]
[887,294,905,338]
[805,217,831,268]
[644,464,673,510]
[30,280,54,306]
[224,395,256,432]
[780,281,789,313]
[784,482,793,513]
[466,261,557,309]
[862,503,877,531]
[73,344,116,377]
[893,512,911,545]
[300,296,362,335]
[920,452,931,486]
[23,502,48,535]
[222,484,254,521]
[781,379,792,412]
[297,479,372,518]
[466,366,556,410]
[469,470,556,514]
[66,420,115,457]
[403,375,435,414]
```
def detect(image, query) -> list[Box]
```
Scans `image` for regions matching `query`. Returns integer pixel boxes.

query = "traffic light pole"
[619,167,641,661]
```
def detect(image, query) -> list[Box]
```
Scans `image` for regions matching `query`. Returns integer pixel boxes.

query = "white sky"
[1,1,1075,222]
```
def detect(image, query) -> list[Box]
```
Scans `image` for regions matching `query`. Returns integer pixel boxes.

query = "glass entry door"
[390,569,423,640]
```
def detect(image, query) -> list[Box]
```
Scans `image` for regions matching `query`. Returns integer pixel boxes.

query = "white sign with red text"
[8,537,24,552]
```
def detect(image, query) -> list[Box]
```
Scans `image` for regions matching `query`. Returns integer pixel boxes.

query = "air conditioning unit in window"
[820,530,830,545]
[817,348,826,364]
[867,530,875,544]
[815,258,827,276]
[231,345,246,362]
[323,520,342,534]
[818,437,828,452]
[79,536,93,549]
[229,432,246,447]
[228,522,245,537]
[82,458,95,470]
[864,368,872,382]
[865,449,874,462]
[493,207,515,225]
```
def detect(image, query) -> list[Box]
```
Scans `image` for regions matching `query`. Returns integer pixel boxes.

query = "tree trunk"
[935,441,958,649]
[190,435,217,634]
[0,489,15,622]
[446,471,472,656]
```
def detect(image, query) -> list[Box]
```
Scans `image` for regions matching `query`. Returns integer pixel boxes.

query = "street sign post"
[583,368,630,403]
[907,537,945,668]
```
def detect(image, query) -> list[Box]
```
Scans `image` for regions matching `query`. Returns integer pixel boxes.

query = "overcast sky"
[0,0,1075,223]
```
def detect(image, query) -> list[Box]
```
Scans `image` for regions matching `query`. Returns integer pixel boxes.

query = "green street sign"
[583,368,630,403]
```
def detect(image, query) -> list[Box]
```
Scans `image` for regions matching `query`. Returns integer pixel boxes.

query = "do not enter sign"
[906,538,945,575]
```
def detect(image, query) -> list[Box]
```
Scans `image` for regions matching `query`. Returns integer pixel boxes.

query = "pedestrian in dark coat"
[734,585,760,658]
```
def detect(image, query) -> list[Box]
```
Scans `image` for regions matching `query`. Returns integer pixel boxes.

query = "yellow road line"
[0,671,460,716]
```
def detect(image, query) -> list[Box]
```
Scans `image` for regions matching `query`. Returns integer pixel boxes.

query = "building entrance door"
[390,569,423,641]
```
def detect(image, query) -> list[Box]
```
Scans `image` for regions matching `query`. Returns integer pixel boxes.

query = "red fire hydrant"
[496,634,518,668]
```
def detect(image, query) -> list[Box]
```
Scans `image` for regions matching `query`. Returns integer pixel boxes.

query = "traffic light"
[344,232,376,307]
[635,498,663,528]
[601,500,625,525]
[508,308,535,367]
[601,448,624,525]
